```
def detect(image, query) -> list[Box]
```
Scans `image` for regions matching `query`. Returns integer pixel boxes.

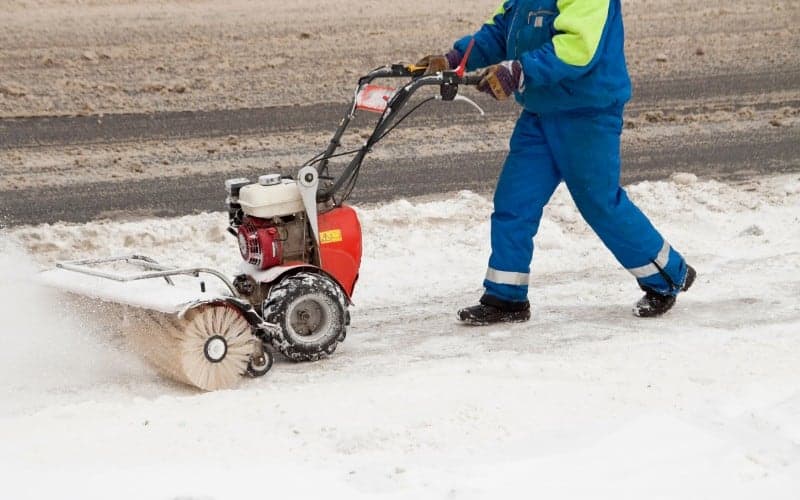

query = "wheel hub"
[291,300,324,335]
[288,295,330,341]
[204,335,228,363]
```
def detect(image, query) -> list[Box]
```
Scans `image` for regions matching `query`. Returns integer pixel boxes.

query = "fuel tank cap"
[258,174,282,186]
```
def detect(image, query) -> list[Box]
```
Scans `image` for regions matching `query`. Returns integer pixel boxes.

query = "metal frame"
[314,65,483,204]
[56,254,239,296]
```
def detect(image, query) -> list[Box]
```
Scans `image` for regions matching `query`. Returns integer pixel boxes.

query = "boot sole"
[456,312,531,326]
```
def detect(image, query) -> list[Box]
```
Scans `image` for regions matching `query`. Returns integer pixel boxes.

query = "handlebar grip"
[461,74,483,86]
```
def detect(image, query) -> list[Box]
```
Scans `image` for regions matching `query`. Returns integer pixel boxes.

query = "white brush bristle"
[126,304,257,391]
[179,305,254,391]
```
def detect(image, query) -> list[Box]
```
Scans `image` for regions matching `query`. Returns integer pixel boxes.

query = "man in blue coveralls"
[419,0,696,324]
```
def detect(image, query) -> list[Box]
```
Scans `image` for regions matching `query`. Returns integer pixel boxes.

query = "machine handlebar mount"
[312,40,483,204]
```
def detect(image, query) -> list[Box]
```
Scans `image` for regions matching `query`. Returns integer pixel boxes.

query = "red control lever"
[455,38,475,78]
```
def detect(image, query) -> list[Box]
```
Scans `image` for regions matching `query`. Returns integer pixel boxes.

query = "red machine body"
[235,205,362,297]
[317,205,362,297]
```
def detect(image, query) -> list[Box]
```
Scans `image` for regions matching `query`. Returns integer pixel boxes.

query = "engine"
[225,173,362,298]
[225,175,313,270]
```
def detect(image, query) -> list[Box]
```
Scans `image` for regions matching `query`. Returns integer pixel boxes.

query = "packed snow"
[1,174,799,499]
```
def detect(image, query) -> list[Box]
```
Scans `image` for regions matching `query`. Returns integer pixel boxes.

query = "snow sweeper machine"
[44,49,485,391]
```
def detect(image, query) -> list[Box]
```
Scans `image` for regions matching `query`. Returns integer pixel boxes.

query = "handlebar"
[315,64,484,203]
[358,64,483,87]
[461,74,484,86]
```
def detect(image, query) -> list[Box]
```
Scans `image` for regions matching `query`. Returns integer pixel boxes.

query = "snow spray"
[0,236,146,414]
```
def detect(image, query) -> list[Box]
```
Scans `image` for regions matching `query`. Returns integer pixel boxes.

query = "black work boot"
[457,294,531,326]
[633,265,697,318]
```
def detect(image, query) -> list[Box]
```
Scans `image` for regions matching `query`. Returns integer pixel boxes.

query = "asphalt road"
[1,70,799,227]
[3,70,798,150]
[2,124,797,227]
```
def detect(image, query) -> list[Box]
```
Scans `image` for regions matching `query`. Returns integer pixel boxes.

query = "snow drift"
[1,174,799,499]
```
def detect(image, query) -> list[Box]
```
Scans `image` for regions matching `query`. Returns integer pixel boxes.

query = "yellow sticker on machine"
[320,229,343,244]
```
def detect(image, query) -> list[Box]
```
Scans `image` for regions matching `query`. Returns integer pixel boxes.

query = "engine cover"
[237,218,283,270]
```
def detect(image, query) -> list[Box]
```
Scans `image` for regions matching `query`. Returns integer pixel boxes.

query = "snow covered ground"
[1,174,799,499]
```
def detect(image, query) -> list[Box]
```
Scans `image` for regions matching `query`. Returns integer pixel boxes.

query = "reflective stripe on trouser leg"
[627,239,671,278]
[485,268,530,286]
[634,243,688,295]
[484,111,561,303]
[540,107,687,295]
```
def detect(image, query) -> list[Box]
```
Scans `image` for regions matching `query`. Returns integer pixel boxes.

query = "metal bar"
[55,255,238,296]
[55,254,175,284]
[129,255,175,284]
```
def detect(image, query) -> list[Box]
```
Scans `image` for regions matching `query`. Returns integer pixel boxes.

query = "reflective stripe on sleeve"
[627,240,671,279]
[486,267,530,286]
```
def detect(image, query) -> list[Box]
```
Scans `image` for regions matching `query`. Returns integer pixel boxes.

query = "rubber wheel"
[246,348,273,377]
[262,272,348,361]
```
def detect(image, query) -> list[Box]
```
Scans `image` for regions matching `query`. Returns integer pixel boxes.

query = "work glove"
[415,49,463,75]
[478,60,524,100]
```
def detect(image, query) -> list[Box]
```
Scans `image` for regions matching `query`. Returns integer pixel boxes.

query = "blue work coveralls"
[453,0,689,302]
